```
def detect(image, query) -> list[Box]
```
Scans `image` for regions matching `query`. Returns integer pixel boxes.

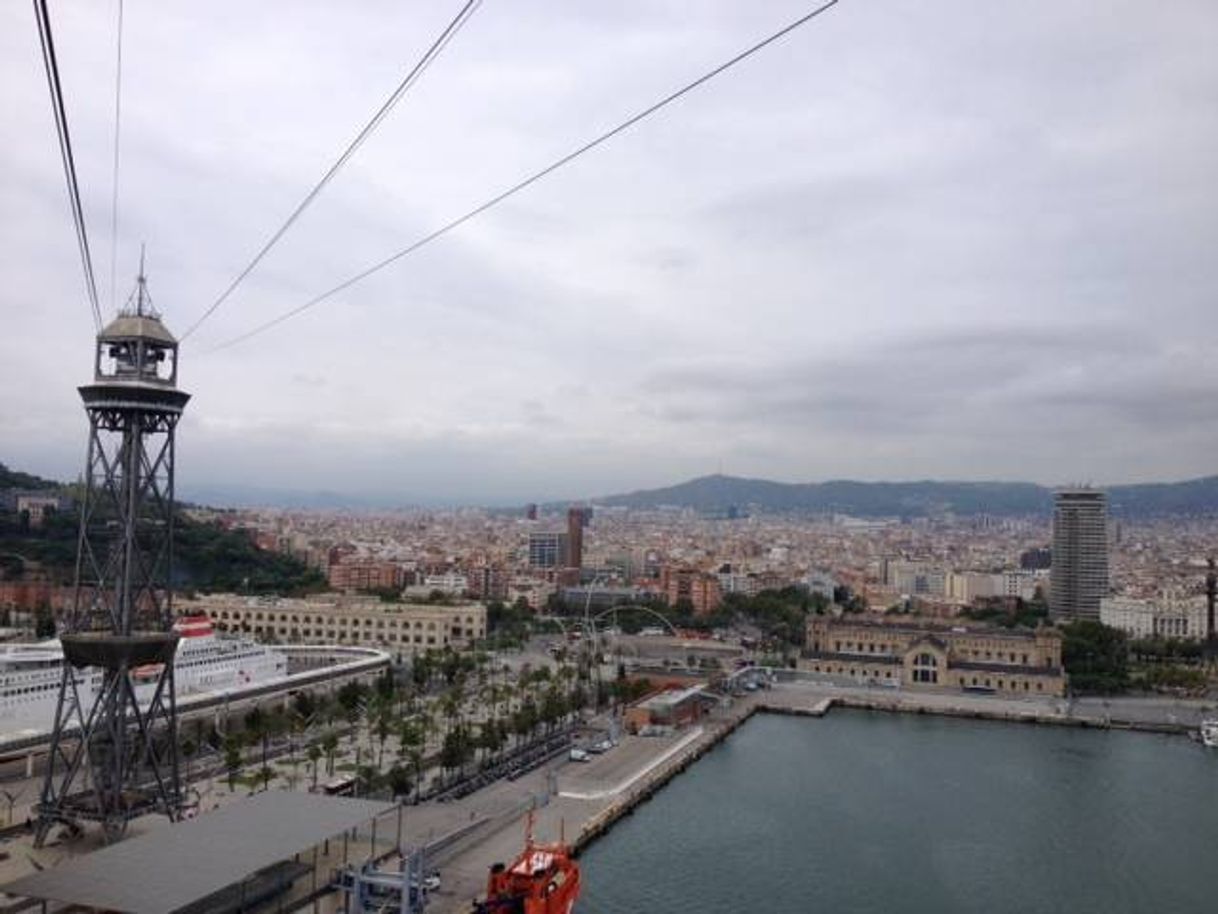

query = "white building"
[886,561,947,598]
[946,570,1040,605]
[804,569,838,600]
[412,571,468,596]
[1100,594,1209,640]
[1001,570,1040,601]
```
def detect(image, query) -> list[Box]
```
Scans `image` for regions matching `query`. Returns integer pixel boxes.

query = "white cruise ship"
[0,615,287,738]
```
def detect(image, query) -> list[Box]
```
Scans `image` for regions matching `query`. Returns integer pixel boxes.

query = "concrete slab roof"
[2,791,395,914]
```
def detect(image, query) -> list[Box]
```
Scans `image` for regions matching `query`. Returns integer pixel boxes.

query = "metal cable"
[205,0,843,354]
[108,0,125,314]
[181,0,484,340]
[33,0,103,331]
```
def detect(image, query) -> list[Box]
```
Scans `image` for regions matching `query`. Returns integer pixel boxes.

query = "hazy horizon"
[3,462,1203,511]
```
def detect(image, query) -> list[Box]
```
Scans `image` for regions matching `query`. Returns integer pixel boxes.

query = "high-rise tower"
[566,507,587,570]
[1049,488,1109,622]
[1205,557,1216,663]
[36,268,190,844]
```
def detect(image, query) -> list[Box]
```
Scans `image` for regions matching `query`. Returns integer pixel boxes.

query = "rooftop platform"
[3,791,397,914]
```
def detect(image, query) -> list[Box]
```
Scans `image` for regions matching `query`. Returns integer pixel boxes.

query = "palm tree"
[223,736,243,791]
[480,718,505,765]
[307,743,323,791]
[180,737,197,788]
[322,731,339,776]
[439,687,463,737]
[440,725,472,779]
[541,686,566,735]
[244,705,279,783]
[413,707,435,758]
[373,700,394,771]
[356,764,380,797]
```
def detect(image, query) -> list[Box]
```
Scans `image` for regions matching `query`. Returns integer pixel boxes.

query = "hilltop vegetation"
[1,461,324,595]
[173,520,327,595]
[0,462,65,492]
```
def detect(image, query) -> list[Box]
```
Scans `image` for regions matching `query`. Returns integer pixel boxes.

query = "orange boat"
[473,815,581,914]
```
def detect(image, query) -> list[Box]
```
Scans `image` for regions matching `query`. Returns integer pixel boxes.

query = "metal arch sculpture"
[590,604,682,638]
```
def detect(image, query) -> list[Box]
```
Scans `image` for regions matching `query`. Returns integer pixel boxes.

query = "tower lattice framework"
[36,270,190,844]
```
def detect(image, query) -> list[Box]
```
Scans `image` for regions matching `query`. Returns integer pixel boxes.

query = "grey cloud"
[4,1,1218,499]
[639,325,1212,439]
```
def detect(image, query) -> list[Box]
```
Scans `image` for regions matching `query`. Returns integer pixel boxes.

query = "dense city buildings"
[528,531,569,569]
[327,559,403,592]
[145,497,1218,654]
[1050,489,1109,622]
[804,615,1066,696]
[661,566,722,615]
[466,564,509,602]
[1020,547,1053,571]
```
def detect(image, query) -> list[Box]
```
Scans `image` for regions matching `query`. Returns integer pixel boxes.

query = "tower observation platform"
[36,267,191,844]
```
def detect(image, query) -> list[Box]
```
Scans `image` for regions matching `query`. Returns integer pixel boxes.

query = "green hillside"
[1,463,325,594]
[0,462,63,492]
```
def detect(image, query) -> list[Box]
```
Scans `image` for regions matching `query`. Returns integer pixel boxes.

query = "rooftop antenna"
[136,244,147,314]
[128,243,158,319]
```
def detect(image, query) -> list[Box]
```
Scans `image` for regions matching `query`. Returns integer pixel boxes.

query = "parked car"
[410,871,441,893]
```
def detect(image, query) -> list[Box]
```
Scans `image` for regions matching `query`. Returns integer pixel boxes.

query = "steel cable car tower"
[36,263,190,844]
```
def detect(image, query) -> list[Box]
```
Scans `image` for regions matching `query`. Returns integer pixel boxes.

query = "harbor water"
[576,710,1218,913]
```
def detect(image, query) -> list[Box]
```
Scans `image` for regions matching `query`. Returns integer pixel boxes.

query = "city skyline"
[3,1,1217,504]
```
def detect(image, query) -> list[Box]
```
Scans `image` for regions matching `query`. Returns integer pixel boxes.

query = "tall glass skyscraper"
[1050,488,1109,621]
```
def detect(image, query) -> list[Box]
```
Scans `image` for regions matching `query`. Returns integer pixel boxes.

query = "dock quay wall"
[761,692,1195,736]
[572,702,760,855]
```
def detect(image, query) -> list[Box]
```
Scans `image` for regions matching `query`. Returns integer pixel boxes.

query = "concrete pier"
[423,682,1214,912]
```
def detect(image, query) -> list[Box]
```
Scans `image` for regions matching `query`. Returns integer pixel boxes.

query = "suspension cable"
[108,0,125,314]
[205,0,843,354]
[33,0,103,331]
[180,0,484,340]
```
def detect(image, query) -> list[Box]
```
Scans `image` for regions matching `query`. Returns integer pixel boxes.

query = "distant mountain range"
[592,474,1218,518]
[9,459,1218,517]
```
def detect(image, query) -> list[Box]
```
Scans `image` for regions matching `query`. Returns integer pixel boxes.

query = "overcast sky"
[2,1,1216,506]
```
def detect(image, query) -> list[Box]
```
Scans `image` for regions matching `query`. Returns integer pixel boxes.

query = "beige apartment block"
[804,614,1066,697]
[181,593,486,653]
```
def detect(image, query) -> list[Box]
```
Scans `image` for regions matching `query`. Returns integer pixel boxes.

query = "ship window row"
[3,682,59,697]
